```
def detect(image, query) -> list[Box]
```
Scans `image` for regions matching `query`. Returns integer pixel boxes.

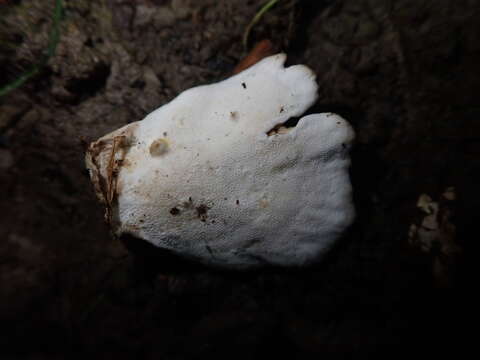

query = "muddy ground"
[0,0,478,358]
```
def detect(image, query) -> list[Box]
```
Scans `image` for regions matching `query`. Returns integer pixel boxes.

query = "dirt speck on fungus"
[196,204,210,222]
[149,138,169,156]
[170,207,181,216]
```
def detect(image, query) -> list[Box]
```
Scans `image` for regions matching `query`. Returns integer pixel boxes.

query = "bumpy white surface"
[86,54,355,268]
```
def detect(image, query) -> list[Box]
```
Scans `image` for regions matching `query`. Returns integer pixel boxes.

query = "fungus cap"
[86,54,355,268]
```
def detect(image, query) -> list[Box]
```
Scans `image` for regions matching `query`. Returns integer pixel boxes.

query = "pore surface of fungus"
[86,54,355,268]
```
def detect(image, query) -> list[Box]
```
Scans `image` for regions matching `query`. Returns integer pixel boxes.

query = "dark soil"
[1,0,478,358]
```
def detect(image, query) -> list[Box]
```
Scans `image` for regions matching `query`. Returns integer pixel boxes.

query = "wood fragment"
[233,39,275,74]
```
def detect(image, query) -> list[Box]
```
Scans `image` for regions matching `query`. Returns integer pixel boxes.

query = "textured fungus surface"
[86,54,355,268]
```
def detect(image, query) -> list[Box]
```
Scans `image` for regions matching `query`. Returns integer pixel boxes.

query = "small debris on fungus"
[196,204,210,222]
[149,138,169,156]
[170,207,180,216]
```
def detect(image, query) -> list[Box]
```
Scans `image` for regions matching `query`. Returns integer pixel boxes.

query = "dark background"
[0,0,477,358]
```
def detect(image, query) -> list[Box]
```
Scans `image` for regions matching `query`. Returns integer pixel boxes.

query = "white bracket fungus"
[86,54,355,268]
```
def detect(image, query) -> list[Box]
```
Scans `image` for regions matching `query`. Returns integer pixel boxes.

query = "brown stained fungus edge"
[85,124,138,225]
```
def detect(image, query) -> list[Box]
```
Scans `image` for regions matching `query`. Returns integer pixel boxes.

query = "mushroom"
[85,54,355,268]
